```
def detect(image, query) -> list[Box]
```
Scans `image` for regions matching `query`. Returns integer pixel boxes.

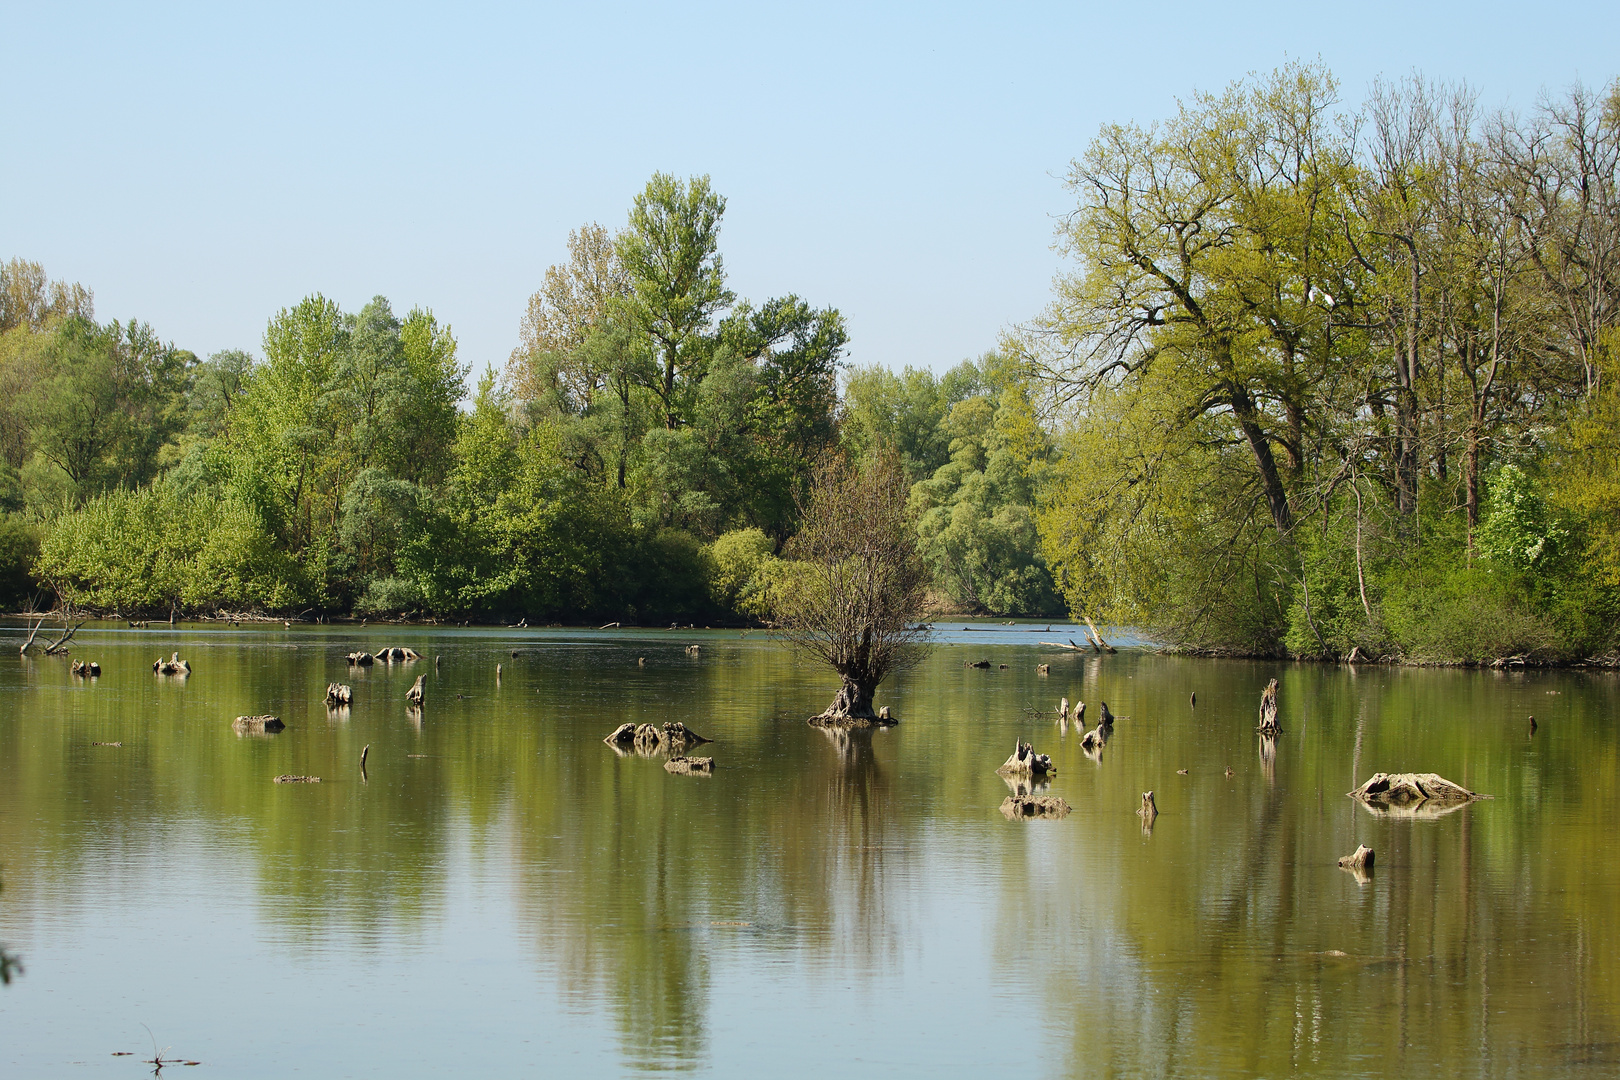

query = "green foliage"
[0,514,40,608]
[910,381,1062,616]
[1477,465,1570,573]
[35,486,302,614]
[708,527,777,615]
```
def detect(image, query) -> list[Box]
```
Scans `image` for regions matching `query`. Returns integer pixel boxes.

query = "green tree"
[617,173,734,429]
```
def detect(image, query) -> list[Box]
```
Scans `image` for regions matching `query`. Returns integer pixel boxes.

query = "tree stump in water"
[233,715,285,734]
[603,723,637,747]
[661,721,710,753]
[1000,794,1070,819]
[1037,664,1050,676]
[1138,790,1158,821]
[405,675,426,705]
[1349,773,1485,806]
[996,740,1056,777]
[325,683,352,706]
[376,647,420,663]
[347,651,375,666]
[71,660,101,677]
[1257,678,1280,735]
[664,756,714,776]
[153,652,191,676]
[1338,844,1375,874]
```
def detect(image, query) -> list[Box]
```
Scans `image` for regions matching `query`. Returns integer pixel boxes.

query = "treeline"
[1026,65,1620,662]
[0,175,1062,621]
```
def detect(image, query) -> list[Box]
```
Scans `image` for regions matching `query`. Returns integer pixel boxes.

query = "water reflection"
[1,625,1618,1077]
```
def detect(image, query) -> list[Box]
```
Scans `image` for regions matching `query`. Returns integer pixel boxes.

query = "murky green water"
[1,621,1617,1077]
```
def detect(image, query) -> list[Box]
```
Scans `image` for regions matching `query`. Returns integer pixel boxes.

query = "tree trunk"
[821,673,876,719]
[1230,385,1295,533]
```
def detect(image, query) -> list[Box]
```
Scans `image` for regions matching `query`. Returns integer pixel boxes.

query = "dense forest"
[1025,65,1620,663]
[0,174,1061,625]
[4,65,1617,664]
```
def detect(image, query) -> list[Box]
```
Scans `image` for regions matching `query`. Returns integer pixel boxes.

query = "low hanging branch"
[19,617,42,655]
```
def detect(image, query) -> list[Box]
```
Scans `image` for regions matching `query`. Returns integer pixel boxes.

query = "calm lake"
[1,621,1616,1077]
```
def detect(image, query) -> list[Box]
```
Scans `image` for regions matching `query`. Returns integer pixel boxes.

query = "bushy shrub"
[708,527,776,615]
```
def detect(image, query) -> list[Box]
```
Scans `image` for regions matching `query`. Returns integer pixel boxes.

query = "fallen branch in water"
[43,620,85,655]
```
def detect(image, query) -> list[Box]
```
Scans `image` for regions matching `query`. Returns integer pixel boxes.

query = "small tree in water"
[773,452,931,722]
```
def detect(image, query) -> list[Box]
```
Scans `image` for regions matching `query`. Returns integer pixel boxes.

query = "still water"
[1,621,1616,1077]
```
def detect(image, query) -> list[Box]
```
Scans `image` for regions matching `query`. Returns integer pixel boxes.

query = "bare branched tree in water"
[773,452,931,723]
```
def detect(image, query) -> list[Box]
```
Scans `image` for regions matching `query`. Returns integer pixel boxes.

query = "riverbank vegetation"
[3,65,1617,664]
[1025,65,1620,663]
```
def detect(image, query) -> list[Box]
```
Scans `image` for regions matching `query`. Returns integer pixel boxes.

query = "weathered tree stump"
[1257,678,1280,734]
[1137,790,1158,821]
[71,660,101,677]
[376,647,420,663]
[325,683,352,705]
[1058,696,1069,722]
[233,715,285,733]
[664,756,714,776]
[965,660,990,669]
[153,652,191,676]
[603,723,637,747]
[996,739,1056,777]
[1079,725,1108,758]
[878,705,893,721]
[1098,701,1114,726]
[685,644,701,656]
[405,674,426,705]
[1348,773,1485,806]
[999,794,1070,819]
[1037,664,1050,676]
[661,721,710,753]
[1338,844,1375,874]
[632,723,663,753]
[347,651,375,666]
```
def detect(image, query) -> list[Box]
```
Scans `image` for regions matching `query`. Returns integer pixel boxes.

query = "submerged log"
[325,682,352,705]
[233,715,285,733]
[43,620,84,655]
[405,674,426,705]
[273,774,320,783]
[1349,772,1486,806]
[996,739,1056,777]
[1000,794,1070,820]
[1257,678,1280,735]
[664,756,714,776]
[347,651,375,666]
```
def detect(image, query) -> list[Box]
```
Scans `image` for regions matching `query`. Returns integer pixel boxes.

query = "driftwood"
[1082,614,1117,653]
[359,743,370,780]
[375,647,420,663]
[996,739,1055,777]
[1037,640,1086,652]
[346,651,375,666]
[405,674,426,705]
[664,756,714,776]
[325,683,352,705]
[44,620,85,655]
[1000,794,1070,819]
[1338,844,1375,876]
[71,660,101,677]
[1349,773,1486,806]
[605,721,711,755]
[153,652,191,676]
[1257,678,1280,735]
[233,715,285,733]
[19,617,42,654]
[272,774,320,783]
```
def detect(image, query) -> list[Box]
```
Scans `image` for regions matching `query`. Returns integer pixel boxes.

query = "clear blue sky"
[2,1,1615,380]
